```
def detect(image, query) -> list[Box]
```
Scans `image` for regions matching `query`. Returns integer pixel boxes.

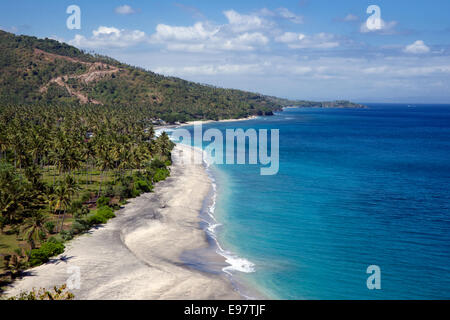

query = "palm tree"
[0,163,31,225]
[50,182,71,233]
[21,212,48,249]
[57,175,80,232]
[95,139,114,197]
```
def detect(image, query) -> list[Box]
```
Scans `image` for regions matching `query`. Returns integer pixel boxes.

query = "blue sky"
[1,0,450,103]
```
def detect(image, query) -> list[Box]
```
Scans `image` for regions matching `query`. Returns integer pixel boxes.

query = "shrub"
[104,185,115,198]
[153,168,170,182]
[80,191,92,203]
[150,158,166,170]
[71,219,90,234]
[69,200,83,214]
[87,213,107,225]
[44,221,55,234]
[87,206,115,226]
[0,216,6,232]
[29,241,65,266]
[135,179,152,193]
[59,230,74,241]
[96,196,110,208]
[116,184,132,200]
[97,206,115,220]
[47,236,61,244]
[73,205,90,219]
[8,284,74,300]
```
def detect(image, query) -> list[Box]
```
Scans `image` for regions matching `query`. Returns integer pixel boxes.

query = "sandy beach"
[179,115,259,127]
[5,144,240,299]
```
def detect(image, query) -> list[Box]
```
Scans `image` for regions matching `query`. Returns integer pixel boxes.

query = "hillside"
[0,30,283,122]
[0,30,365,122]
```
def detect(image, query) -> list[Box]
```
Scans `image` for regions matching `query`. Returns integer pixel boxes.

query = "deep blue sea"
[180,104,450,300]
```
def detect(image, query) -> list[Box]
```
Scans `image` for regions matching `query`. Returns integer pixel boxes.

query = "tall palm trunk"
[59,209,66,233]
[98,171,104,197]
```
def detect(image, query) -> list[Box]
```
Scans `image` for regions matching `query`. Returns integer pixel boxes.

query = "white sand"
[5,144,241,300]
[177,116,259,127]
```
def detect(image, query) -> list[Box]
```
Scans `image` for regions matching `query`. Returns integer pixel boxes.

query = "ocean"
[177,104,450,300]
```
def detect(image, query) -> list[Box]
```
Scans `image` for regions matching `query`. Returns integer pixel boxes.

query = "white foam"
[222,254,256,274]
[154,128,175,138]
[181,143,256,276]
[201,157,256,275]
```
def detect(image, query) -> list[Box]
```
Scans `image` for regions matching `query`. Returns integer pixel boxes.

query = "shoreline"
[186,143,266,300]
[4,144,241,299]
[155,115,268,300]
[179,115,259,127]
[154,115,259,132]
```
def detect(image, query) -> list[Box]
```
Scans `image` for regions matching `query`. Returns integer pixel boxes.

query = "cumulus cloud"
[150,22,268,52]
[150,10,271,52]
[403,40,430,54]
[152,22,219,42]
[275,8,304,24]
[223,10,272,32]
[258,7,304,24]
[69,26,147,48]
[115,5,136,15]
[275,32,339,49]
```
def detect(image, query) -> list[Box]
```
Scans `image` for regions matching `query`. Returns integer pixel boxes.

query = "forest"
[0,104,174,292]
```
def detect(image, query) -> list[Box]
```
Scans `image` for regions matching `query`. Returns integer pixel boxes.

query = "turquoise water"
[181,104,450,300]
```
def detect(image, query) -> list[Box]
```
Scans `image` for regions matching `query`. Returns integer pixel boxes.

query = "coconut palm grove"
[0,103,175,291]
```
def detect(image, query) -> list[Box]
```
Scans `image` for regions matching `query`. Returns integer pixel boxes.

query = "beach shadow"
[18,270,37,278]
[48,255,74,265]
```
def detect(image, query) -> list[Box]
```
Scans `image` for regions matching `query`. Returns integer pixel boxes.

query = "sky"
[1,0,450,103]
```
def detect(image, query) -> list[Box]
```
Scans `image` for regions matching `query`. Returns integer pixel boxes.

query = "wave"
[154,127,176,137]
[200,149,256,275]
[167,134,257,294]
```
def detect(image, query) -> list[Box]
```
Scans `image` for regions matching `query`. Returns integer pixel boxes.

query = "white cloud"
[403,40,430,54]
[221,32,269,51]
[275,32,306,43]
[223,10,271,32]
[258,7,304,24]
[123,49,450,102]
[69,26,147,48]
[115,5,136,15]
[49,35,65,43]
[152,22,219,42]
[154,63,262,76]
[275,8,304,24]
[151,27,268,52]
[275,32,339,49]
[150,11,270,52]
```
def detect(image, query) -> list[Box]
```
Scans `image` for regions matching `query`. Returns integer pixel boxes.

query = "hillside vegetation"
[0,30,283,121]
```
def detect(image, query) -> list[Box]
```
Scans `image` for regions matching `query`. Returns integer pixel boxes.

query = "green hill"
[0,30,365,122]
[0,30,284,121]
